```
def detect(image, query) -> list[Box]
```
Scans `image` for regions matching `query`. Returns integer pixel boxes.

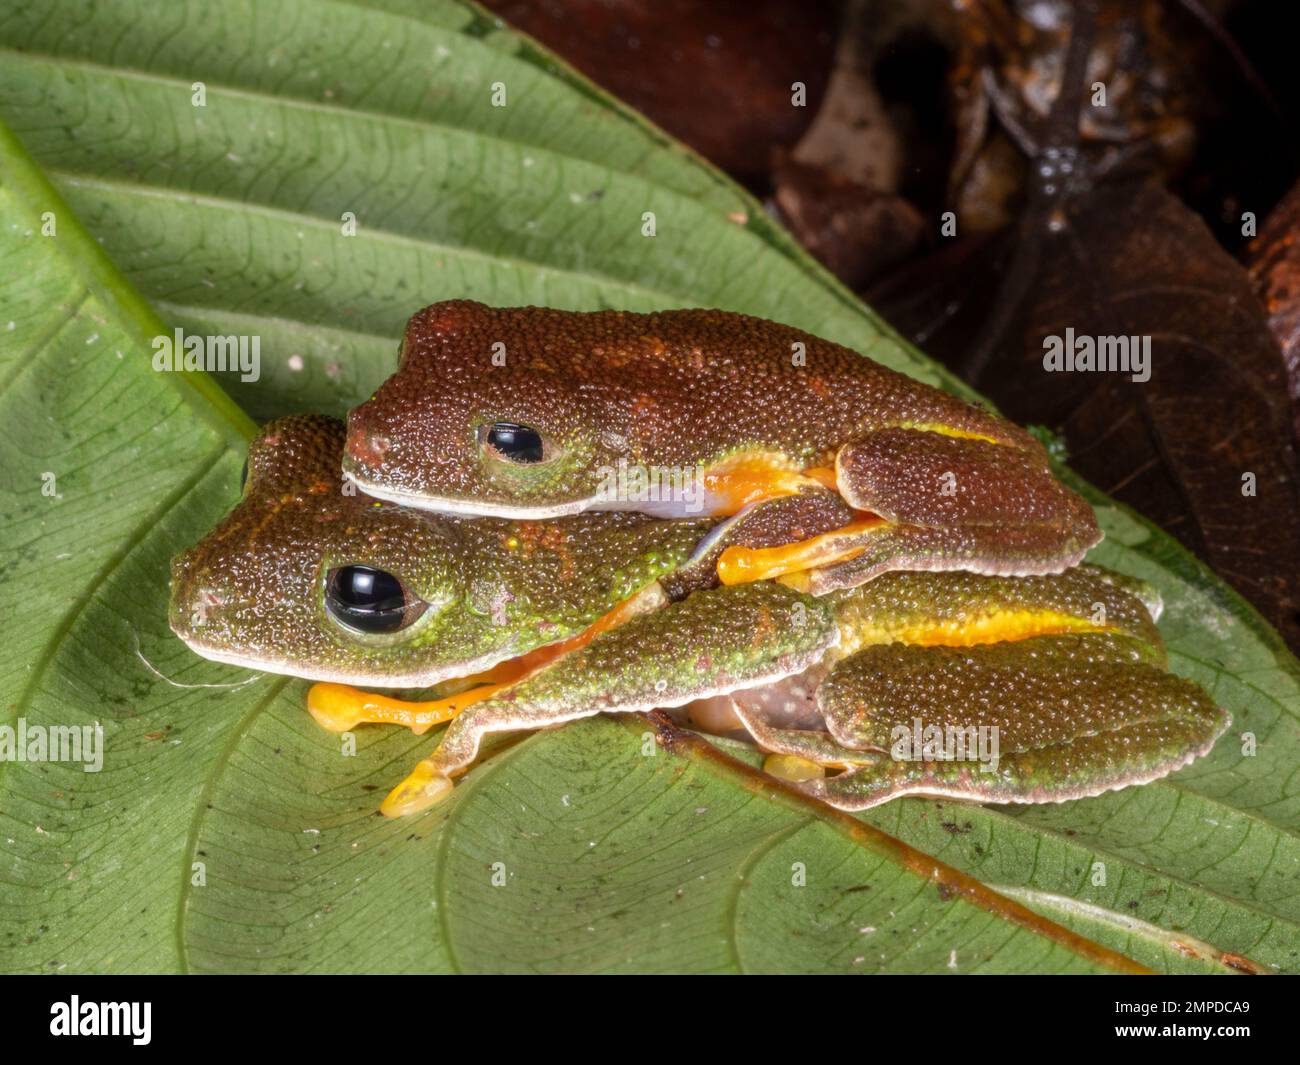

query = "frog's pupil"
[487,422,544,463]
[327,565,410,634]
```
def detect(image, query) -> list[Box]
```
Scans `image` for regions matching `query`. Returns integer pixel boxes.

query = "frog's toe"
[380,763,455,817]
[762,753,827,782]
[307,683,375,732]
[666,488,852,598]
[716,516,887,587]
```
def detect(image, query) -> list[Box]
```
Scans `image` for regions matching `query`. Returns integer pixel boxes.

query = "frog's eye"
[325,565,428,635]
[483,421,546,464]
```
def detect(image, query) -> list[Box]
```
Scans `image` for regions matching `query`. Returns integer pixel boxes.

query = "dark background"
[482,0,1300,652]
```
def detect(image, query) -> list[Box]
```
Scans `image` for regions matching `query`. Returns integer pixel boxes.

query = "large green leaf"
[0,0,1295,974]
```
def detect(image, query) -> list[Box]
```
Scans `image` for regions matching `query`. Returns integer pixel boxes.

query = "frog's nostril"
[169,579,226,639]
[346,422,390,469]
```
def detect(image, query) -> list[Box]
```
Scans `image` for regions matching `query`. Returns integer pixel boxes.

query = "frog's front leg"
[306,680,508,735]
[718,428,1101,593]
[380,582,839,817]
[790,633,1227,811]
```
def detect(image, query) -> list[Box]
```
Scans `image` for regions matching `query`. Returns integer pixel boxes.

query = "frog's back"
[403,301,1032,466]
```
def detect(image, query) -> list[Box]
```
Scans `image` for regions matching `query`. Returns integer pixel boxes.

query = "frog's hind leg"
[734,567,1225,809]
[380,582,839,817]
[717,428,1101,593]
[796,633,1229,812]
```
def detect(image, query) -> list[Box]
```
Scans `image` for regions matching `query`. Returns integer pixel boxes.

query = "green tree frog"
[172,417,1227,817]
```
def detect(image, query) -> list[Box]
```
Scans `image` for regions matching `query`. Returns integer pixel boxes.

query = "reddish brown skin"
[343,300,1043,509]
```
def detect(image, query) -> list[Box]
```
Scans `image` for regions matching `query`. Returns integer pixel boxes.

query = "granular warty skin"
[171,408,1225,820]
[343,301,1103,593]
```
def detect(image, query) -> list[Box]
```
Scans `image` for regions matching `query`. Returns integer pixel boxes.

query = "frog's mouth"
[342,452,846,522]
[340,469,598,519]
[172,576,671,701]
[166,625,525,691]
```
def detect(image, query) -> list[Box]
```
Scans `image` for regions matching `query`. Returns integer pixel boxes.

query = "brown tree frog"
[343,302,1101,593]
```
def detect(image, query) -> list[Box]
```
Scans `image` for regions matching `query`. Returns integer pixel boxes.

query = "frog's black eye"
[326,565,426,635]
[484,421,545,464]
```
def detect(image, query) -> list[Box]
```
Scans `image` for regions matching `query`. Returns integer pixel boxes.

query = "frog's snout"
[167,554,195,637]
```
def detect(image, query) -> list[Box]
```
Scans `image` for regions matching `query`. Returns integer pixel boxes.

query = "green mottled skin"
[342,303,1101,591]
[169,415,712,687]
[171,415,1228,813]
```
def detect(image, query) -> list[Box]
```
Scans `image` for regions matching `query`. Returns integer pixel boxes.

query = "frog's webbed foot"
[718,428,1101,593]
[735,567,1227,810]
[806,633,1225,810]
[743,633,1229,811]
[381,582,839,817]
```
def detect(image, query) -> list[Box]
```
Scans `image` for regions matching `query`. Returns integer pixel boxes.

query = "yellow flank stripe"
[838,609,1106,655]
[897,421,1004,445]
